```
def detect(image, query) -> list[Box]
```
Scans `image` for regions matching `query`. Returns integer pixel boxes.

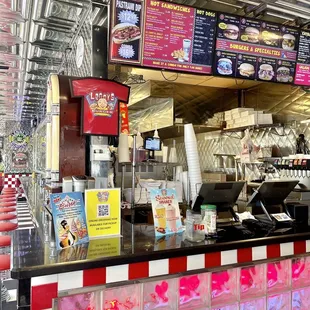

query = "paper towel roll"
[118,133,130,163]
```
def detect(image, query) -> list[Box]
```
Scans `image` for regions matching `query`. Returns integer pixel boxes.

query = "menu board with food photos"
[110,0,217,74]
[214,13,299,84]
[294,30,310,86]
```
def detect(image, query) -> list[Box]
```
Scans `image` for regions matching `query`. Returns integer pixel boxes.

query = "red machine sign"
[70,78,130,136]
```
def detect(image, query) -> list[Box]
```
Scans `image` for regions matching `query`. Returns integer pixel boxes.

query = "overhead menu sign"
[110,0,217,74]
[213,14,299,84]
[294,30,310,86]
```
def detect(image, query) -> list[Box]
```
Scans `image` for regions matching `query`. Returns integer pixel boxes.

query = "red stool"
[0,208,16,213]
[0,255,10,279]
[0,202,16,208]
[0,222,18,234]
[0,214,17,221]
[0,236,10,254]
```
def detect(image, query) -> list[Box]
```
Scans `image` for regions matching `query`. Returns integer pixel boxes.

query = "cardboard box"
[202,173,227,183]
[231,108,254,114]
[240,110,263,118]
[246,113,273,125]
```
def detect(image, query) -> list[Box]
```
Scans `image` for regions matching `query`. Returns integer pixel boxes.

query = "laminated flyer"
[50,192,89,250]
[150,189,182,236]
[85,189,121,239]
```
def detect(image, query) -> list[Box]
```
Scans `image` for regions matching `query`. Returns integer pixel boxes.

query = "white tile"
[58,271,83,291]
[280,242,294,257]
[187,254,205,271]
[106,264,128,283]
[221,250,237,265]
[306,240,310,253]
[31,275,58,286]
[149,259,169,277]
[252,246,267,261]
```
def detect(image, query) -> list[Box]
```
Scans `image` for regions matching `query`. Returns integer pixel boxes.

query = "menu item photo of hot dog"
[112,23,141,44]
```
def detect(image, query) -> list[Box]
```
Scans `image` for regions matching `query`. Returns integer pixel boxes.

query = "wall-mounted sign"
[9,131,30,149]
[295,30,310,86]
[70,78,130,136]
[120,102,129,134]
[12,152,28,169]
[214,14,298,84]
[110,0,217,74]
[50,192,89,250]
[85,189,121,239]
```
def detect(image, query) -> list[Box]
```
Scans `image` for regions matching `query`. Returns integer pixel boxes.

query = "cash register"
[192,181,246,224]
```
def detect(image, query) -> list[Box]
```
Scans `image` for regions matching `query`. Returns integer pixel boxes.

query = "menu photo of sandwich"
[258,63,275,81]
[261,30,279,47]
[112,22,141,45]
[282,34,296,51]
[241,27,260,44]
[238,63,255,78]
[216,52,236,76]
[276,61,294,83]
[221,24,239,40]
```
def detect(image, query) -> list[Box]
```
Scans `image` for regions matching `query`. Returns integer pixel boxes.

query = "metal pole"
[131,135,137,224]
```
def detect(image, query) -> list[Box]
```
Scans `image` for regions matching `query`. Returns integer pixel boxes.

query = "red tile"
[237,248,252,263]
[31,283,58,310]
[83,267,106,287]
[267,244,280,259]
[169,256,187,274]
[205,252,221,268]
[128,261,149,280]
[294,240,306,255]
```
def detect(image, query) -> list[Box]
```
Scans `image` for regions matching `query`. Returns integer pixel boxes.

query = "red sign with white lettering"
[70,78,130,136]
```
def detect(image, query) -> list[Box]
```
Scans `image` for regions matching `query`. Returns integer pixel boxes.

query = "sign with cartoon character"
[70,78,130,136]
[50,192,89,250]
[9,131,30,150]
[85,188,121,239]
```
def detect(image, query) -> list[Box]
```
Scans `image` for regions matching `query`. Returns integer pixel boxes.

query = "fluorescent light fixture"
[266,11,295,21]
[301,119,310,124]
[98,16,108,26]
[276,0,310,14]
[237,0,260,5]
[212,0,243,8]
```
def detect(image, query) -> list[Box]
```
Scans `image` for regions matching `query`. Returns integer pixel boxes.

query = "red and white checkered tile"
[3,174,30,189]
[30,239,310,310]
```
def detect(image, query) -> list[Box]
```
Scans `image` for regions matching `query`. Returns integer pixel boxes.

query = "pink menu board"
[214,14,299,84]
[294,30,310,86]
[109,0,217,74]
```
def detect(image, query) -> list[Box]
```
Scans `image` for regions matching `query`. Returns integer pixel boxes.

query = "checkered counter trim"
[3,174,30,189]
[31,239,310,310]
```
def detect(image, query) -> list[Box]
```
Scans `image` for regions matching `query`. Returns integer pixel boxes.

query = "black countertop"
[11,220,310,279]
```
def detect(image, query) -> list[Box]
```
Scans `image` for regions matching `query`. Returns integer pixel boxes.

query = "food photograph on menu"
[214,13,299,84]
[109,0,143,64]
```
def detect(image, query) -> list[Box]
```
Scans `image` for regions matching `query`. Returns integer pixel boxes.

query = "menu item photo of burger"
[261,31,278,46]
[112,22,141,44]
[277,66,293,83]
[258,64,275,81]
[217,58,233,75]
[238,63,255,77]
[282,34,296,51]
[223,24,239,40]
[241,27,259,43]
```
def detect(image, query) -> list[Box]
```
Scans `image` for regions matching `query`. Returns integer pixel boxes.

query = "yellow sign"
[85,189,121,239]
[87,237,120,259]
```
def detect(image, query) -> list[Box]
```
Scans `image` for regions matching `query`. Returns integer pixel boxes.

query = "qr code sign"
[97,204,110,217]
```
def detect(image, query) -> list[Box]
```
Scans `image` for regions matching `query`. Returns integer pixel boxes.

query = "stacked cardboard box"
[224,108,273,129]
[207,112,224,127]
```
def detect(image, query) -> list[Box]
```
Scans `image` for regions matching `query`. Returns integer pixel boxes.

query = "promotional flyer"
[50,192,89,250]
[150,188,182,236]
[70,78,130,136]
[85,189,121,239]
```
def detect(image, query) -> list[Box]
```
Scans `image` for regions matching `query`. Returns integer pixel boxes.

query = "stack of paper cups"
[162,146,168,163]
[184,124,202,203]
[169,140,178,163]
[181,171,189,203]
[118,133,130,163]
[175,165,183,181]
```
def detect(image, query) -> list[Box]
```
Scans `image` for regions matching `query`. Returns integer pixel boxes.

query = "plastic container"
[185,212,205,242]
[201,204,217,236]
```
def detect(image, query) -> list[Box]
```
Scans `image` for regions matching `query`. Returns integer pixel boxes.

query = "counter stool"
[0,208,16,214]
[0,236,10,255]
[0,222,18,236]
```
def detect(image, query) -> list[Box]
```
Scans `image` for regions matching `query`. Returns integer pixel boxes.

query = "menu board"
[110,0,217,74]
[294,30,310,86]
[214,14,299,84]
